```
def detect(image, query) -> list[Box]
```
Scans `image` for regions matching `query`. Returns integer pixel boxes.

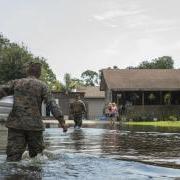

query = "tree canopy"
[138,56,174,69]
[81,70,99,86]
[59,73,84,94]
[0,34,59,90]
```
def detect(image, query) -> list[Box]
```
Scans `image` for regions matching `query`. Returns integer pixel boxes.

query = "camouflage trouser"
[73,114,83,127]
[6,128,45,161]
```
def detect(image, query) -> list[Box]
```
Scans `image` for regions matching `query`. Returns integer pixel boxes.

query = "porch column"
[122,92,126,105]
[142,91,144,106]
[105,88,112,103]
[160,91,162,105]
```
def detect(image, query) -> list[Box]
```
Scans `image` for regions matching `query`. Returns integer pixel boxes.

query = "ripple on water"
[0,152,180,179]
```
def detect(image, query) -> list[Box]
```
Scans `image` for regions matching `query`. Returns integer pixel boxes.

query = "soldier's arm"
[42,84,67,130]
[81,101,87,113]
[0,81,15,99]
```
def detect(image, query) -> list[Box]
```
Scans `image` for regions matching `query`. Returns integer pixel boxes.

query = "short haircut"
[27,62,42,77]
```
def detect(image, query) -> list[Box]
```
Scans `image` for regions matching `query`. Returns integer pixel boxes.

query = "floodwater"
[1,123,180,179]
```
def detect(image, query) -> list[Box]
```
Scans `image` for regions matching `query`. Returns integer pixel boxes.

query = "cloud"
[92,9,144,21]
[91,3,180,33]
[122,13,179,34]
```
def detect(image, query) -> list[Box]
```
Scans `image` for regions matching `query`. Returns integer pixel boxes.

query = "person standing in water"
[70,94,86,129]
[0,62,67,161]
[111,102,118,124]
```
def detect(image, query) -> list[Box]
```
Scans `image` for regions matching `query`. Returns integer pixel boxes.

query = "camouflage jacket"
[0,76,64,131]
[70,100,86,115]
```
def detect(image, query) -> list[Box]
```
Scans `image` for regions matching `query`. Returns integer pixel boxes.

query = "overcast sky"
[0,0,180,81]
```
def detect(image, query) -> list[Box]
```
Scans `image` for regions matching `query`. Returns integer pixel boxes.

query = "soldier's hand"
[61,123,68,133]
[63,126,68,133]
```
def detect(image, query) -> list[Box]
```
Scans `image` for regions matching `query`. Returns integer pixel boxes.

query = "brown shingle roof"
[100,69,180,91]
[77,86,105,98]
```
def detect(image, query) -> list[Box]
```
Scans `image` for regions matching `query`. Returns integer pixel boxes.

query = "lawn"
[125,121,180,127]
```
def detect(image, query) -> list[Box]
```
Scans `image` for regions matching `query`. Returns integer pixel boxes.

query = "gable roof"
[100,69,180,91]
[77,86,105,98]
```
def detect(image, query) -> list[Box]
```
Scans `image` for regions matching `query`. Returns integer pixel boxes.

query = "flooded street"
[1,123,180,179]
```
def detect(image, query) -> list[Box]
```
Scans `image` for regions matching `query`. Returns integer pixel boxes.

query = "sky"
[0,0,180,81]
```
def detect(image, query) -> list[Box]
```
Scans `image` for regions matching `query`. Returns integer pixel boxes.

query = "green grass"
[125,121,180,127]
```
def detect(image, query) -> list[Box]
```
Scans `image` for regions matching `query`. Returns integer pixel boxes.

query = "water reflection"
[70,129,85,151]
[44,127,180,168]
[120,123,180,133]
[100,129,180,166]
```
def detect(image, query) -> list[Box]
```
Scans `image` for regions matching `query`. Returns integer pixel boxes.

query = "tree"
[126,66,137,69]
[0,37,33,83]
[64,73,73,93]
[39,57,58,90]
[81,70,99,86]
[164,93,171,105]
[71,78,84,87]
[59,73,76,93]
[148,93,156,102]
[0,34,59,90]
[138,56,174,69]
[51,80,63,92]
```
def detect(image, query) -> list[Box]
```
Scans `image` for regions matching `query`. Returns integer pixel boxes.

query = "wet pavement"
[1,123,180,179]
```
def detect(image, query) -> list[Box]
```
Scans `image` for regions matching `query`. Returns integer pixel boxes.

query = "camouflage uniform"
[70,99,86,128]
[0,76,64,161]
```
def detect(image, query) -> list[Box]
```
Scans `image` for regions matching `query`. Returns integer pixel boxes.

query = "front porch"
[112,91,180,120]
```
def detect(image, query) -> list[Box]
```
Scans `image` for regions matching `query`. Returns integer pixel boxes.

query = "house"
[100,69,180,120]
[42,92,85,119]
[77,86,105,120]
[44,86,105,120]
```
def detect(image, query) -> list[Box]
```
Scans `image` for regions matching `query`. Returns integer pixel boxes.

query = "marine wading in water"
[70,94,86,129]
[0,62,68,161]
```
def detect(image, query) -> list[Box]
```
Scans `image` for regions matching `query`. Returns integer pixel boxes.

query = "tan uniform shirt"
[0,76,63,131]
[70,100,86,115]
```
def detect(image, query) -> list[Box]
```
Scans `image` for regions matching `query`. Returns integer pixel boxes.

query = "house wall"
[53,93,70,116]
[85,98,105,120]
[46,92,85,119]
